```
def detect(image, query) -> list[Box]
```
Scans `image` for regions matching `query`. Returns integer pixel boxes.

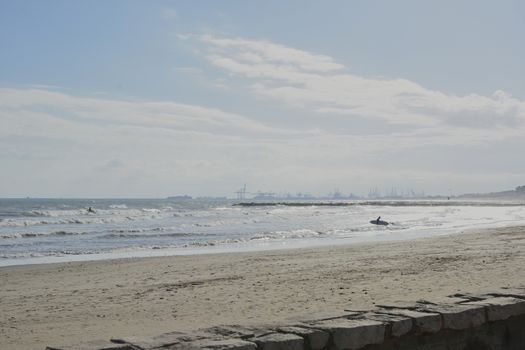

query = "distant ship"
[166,195,192,200]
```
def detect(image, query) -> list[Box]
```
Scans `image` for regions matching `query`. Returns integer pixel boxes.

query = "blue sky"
[1,1,525,197]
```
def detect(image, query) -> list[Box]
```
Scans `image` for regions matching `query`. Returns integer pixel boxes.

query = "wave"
[173,229,328,248]
[235,200,525,207]
[34,228,329,248]
[100,232,194,239]
[109,204,128,209]
[0,213,156,227]
[249,228,324,241]
[1,250,101,259]
[180,238,245,248]
[0,222,442,260]
[0,218,90,227]
[0,230,89,239]
[21,210,50,217]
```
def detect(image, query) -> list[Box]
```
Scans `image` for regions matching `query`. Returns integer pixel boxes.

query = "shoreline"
[2,225,524,349]
[3,199,525,269]
[1,221,518,269]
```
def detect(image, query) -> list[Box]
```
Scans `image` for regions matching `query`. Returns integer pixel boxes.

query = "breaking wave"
[0,230,89,239]
[101,232,194,239]
[2,198,525,265]
[236,200,525,207]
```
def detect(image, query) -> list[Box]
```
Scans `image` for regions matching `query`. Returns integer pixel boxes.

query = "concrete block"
[450,292,498,303]
[252,332,304,350]
[312,318,385,350]
[377,309,441,334]
[111,331,192,349]
[203,325,257,340]
[363,312,413,337]
[297,311,362,323]
[466,297,525,321]
[418,303,486,330]
[488,288,525,300]
[417,296,468,305]
[277,326,329,350]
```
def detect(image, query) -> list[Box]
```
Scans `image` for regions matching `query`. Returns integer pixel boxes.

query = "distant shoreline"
[235,199,525,207]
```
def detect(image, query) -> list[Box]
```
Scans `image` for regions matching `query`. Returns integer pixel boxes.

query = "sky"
[1,0,525,198]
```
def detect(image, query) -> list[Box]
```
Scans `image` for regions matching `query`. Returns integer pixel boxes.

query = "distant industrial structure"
[367,187,426,199]
[169,185,525,201]
[235,185,279,200]
[235,184,247,200]
[233,185,369,200]
[233,185,430,201]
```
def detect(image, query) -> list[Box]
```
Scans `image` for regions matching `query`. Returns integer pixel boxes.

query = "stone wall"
[46,288,525,350]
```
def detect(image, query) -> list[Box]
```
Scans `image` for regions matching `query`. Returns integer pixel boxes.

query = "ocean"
[1,198,525,266]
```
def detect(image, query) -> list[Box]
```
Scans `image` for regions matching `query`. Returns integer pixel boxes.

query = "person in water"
[376,216,381,224]
[87,206,95,213]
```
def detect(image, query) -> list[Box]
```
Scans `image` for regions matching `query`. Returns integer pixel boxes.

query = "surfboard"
[370,220,389,226]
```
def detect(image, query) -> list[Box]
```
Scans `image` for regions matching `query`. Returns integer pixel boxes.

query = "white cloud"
[0,88,289,139]
[0,88,335,196]
[2,76,524,196]
[201,35,344,73]
[198,35,525,130]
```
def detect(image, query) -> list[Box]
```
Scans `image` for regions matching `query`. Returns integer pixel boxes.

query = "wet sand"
[1,226,524,349]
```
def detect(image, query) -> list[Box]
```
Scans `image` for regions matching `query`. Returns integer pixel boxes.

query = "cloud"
[3,35,525,196]
[0,88,290,139]
[1,81,524,196]
[198,35,525,130]
[1,87,522,168]
[200,35,345,73]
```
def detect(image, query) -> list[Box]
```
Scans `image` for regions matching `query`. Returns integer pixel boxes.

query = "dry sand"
[1,226,524,349]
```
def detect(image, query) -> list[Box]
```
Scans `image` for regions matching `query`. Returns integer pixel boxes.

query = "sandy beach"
[1,226,524,350]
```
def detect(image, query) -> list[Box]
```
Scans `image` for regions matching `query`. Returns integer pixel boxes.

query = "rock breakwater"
[46,288,525,350]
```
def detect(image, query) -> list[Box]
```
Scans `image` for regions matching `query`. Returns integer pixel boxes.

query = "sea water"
[1,198,525,266]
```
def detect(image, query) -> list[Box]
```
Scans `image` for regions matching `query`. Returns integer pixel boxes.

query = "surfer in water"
[87,206,95,214]
[370,216,388,225]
